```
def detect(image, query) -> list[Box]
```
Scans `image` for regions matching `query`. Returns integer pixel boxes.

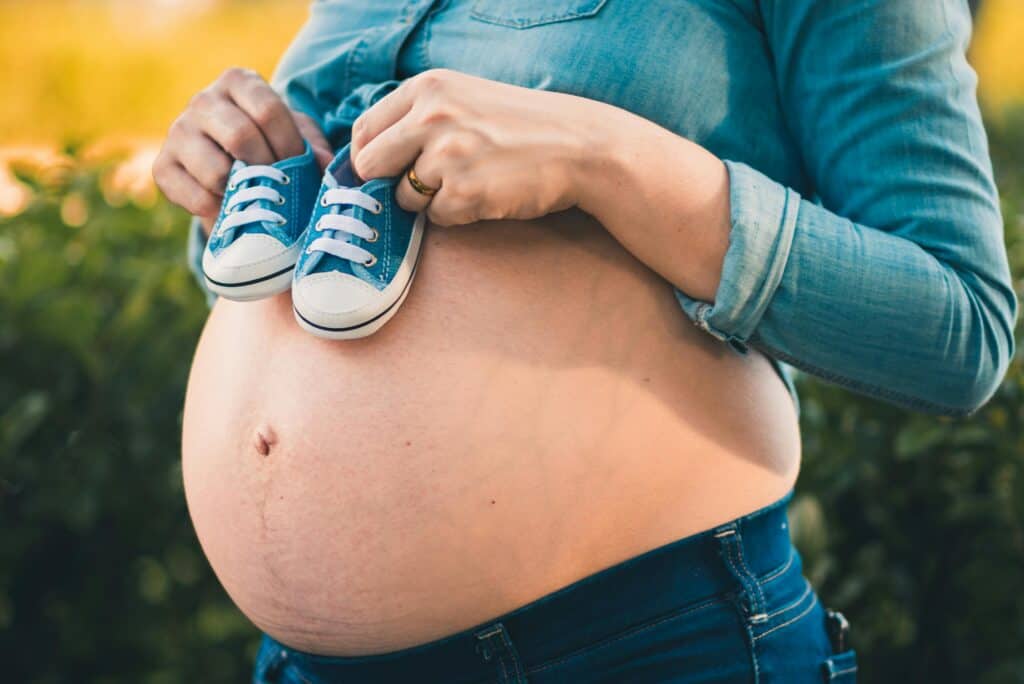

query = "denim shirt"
[188,0,1018,418]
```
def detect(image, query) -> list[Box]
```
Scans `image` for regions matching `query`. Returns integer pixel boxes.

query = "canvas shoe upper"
[292,143,426,339]
[202,141,321,301]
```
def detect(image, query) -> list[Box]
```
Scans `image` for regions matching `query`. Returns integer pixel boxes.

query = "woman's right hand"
[153,67,333,231]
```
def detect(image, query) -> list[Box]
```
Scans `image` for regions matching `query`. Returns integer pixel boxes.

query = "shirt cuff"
[673,160,800,355]
[187,215,218,308]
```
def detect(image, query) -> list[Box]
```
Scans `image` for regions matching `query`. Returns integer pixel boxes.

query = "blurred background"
[0,1,1022,682]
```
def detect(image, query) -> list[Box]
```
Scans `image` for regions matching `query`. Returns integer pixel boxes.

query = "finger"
[157,161,223,219]
[354,114,429,180]
[229,78,305,160]
[196,94,276,165]
[394,165,438,215]
[426,191,475,228]
[350,79,418,158]
[422,171,479,228]
[292,111,334,169]
[176,129,234,195]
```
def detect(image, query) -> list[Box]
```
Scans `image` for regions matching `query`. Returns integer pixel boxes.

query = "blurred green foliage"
[1,115,1023,682]
[0,150,253,683]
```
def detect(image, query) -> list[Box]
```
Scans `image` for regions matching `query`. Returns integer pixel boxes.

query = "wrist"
[571,103,651,222]
[569,103,632,217]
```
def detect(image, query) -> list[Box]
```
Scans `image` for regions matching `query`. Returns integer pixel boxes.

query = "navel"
[253,424,278,457]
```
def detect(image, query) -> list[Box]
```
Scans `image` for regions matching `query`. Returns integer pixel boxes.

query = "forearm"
[574,106,731,305]
[572,109,1016,416]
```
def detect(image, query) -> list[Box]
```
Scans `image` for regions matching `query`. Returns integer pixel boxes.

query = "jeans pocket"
[469,0,608,29]
[823,649,857,682]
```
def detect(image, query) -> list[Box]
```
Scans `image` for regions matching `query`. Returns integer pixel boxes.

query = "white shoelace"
[216,166,291,237]
[306,187,383,267]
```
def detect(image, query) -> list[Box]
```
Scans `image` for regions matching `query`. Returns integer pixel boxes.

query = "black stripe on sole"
[293,260,419,334]
[203,264,294,288]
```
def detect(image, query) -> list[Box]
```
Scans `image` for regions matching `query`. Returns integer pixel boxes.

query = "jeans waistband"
[261,491,796,682]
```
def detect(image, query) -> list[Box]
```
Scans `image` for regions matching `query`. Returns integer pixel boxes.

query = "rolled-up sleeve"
[675,0,1018,417]
[675,162,800,355]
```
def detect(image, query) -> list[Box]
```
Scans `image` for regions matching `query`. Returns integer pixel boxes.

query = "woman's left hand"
[351,68,732,305]
[349,68,612,227]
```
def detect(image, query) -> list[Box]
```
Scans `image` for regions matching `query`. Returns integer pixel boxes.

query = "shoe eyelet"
[366,229,379,243]
[373,202,383,214]
[276,196,286,206]
[363,255,377,268]
[280,174,292,185]
[227,182,238,192]
[277,218,287,226]
[320,195,329,207]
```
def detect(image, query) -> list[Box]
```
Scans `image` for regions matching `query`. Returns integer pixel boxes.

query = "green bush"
[1,115,1021,682]
[0,151,254,683]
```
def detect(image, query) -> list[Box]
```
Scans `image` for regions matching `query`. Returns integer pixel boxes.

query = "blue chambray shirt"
[187,0,1018,419]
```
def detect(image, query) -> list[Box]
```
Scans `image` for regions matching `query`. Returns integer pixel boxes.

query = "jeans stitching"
[734,530,767,620]
[728,591,760,684]
[746,616,760,684]
[752,593,818,642]
[763,578,812,621]
[758,548,795,585]
[526,594,729,675]
[500,627,526,683]
[832,666,858,677]
[496,652,509,683]
[469,0,608,29]
[720,529,761,622]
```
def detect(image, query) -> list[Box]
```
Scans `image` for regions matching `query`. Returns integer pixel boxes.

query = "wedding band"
[407,167,438,196]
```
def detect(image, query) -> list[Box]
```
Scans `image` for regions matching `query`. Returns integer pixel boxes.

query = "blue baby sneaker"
[202,141,321,301]
[292,143,426,339]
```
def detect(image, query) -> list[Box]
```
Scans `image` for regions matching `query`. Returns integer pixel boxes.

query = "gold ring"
[407,167,438,196]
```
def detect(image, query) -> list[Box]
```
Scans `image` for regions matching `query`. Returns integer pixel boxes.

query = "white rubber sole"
[293,260,419,340]
[292,213,425,340]
[203,265,294,302]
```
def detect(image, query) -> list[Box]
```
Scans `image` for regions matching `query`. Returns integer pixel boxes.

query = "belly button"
[253,424,278,457]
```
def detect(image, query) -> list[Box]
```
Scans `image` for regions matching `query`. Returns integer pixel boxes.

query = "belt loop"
[474,622,528,683]
[713,522,768,625]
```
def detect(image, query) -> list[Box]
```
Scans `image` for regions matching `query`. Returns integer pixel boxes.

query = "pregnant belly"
[181,209,801,656]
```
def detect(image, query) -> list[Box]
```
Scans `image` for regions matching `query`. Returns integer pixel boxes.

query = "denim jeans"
[251,493,856,683]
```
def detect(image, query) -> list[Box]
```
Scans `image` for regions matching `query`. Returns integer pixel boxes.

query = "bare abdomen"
[181,209,800,656]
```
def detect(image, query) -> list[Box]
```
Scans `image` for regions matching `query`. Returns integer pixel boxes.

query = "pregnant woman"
[153,1,1017,682]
